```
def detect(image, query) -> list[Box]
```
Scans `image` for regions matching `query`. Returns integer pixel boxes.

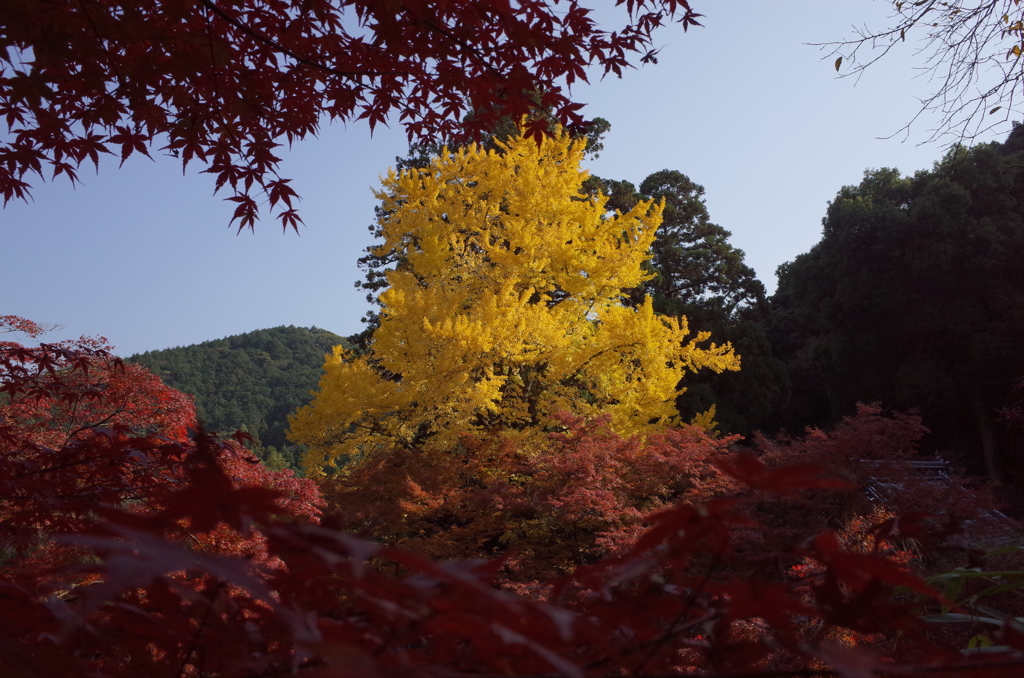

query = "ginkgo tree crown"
[289,128,739,474]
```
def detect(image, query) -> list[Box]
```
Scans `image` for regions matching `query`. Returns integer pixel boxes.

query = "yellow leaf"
[689,405,720,438]
[967,634,994,649]
[289,126,739,471]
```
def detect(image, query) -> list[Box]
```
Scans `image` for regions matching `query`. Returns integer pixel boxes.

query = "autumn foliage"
[1,0,701,230]
[1,317,325,675]
[3,315,1023,676]
[289,129,738,473]
[6,129,1018,673]
[5,2,1023,674]
[321,414,739,582]
[0,316,321,551]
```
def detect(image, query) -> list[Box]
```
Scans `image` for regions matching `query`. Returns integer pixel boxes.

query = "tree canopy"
[592,169,766,315]
[771,124,1024,482]
[289,128,738,473]
[1,0,701,230]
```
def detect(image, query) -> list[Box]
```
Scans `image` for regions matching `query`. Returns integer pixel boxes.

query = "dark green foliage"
[639,170,767,312]
[771,124,1024,482]
[129,326,349,471]
[583,170,789,435]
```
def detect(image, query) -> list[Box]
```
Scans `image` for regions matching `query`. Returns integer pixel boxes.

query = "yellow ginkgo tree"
[289,129,739,474]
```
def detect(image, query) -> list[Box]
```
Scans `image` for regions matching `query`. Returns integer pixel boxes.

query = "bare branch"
[816,1,1023,146]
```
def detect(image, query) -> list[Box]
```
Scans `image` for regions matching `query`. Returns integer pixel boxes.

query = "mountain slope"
[129,326,348,467]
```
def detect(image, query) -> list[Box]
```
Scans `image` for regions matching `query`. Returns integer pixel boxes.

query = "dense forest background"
[769,125,1024,491]
[594,125,1023,492]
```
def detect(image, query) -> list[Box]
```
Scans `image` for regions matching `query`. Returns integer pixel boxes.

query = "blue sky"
[2,1,1015,357]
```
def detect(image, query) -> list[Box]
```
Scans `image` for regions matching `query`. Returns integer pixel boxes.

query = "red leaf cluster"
[321,413,738,581]
[2,318,1021,676]
[1,318,325,676]
[749,404,1011,549]
[1,0,701,230]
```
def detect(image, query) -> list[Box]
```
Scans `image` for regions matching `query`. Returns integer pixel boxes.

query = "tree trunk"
[974,402,1002,483]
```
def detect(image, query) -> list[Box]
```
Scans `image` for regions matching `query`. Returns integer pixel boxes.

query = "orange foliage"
[323,413,737,581]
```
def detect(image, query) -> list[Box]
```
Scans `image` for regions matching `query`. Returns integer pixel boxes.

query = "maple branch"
[63,410,121,444]
[9,450,126,478]
[632,550,724,676]
[176,581,227,678]
[74,0,125,84]
[562,341,642,384]
[60,393,135,443]
[202,5,222,108]
[403,6,509,84]
[196,0,411,82]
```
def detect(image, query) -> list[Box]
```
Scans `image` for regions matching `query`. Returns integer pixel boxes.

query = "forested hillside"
[129,326,348,470]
